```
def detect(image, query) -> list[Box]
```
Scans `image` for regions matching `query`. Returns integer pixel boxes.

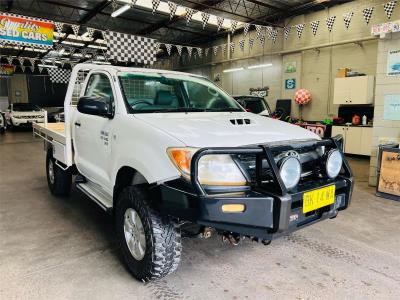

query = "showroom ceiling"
[0,0,352,60]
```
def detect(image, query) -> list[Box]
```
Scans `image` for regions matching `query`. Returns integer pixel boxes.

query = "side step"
[76,180,113,211]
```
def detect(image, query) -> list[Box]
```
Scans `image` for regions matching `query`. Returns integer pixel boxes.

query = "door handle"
[74,122,81,127]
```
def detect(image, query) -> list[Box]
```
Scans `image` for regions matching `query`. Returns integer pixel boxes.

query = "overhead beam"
[245,0,285,11]
[78,0,111,24]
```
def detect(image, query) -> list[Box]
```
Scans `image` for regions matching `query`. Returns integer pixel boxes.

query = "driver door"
[73,72,115,188]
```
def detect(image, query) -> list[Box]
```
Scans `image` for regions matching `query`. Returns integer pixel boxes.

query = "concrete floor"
[1,131,400,300]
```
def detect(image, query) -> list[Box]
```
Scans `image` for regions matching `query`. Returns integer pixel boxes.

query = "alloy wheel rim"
[48,159,55,184]
[123,208,146,260]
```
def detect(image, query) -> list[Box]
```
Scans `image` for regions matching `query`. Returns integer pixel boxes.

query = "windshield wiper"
[204,107,243,112]
[135,107,207,113]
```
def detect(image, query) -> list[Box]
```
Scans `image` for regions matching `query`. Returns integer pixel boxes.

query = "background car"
[233,95,271,117]
[5,103,46,129]
[0,112,6,134]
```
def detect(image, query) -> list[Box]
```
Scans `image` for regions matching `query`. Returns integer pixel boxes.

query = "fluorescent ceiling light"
[90,61,111,64]
[38,64,58,68]
[88,44,108,50]
[61,40,85,46]
[111,4,131,17]
[248,63,273,69]
[223,67,244,73]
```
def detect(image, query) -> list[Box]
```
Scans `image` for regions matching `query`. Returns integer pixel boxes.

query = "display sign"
[249,87,269,97]
[0,64,14,75]
[0,13,54,48]
[371,20,400,36]
[387,49,400,76]
[295,123,326,138]
[377,148,400,200]
[384,94,400,120]
[285,78,296,89]
[285,61,296,73]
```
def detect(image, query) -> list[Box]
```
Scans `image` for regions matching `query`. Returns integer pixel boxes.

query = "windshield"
[118,72,243,113]
[12,104,40,112]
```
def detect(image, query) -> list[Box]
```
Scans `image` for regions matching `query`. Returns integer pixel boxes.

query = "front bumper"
[156,138,354,240]
[11,118,45,126]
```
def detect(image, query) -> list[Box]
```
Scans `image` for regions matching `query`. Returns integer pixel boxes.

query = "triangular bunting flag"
[28,57,36,67]
[54,22,63,33]
[165,43,172,55]
[154,42,160,51]
[196,47,203,58]
[362,7,374,24]
[71,24,80,36]
[221,44,227,56]
[217,16,224,31]
[284,26,291,40]
[326,16,336,32]
[167,1,178,20]
[38,66,43,73]
[229,42,235,53]
[248,38,254,50]
[86,27,95,39]
[21,65,26,72]
[243,23,250,36]
[295,24,305,38]
[383,0,397,19]
[255,25,263,39]
[151,0,161,14]
[186,46,193,58]
[201,12,210,29]
[176,45,183,56]
[213,45,219,56]
[7,57,13,65]
[239,39,245,51]
[230,20,238,33]
[185,8,197,25]
[259,35,265,46]
[29,65,34,72]
[270,29,278,43]
[343,12,354,29]
[204,47,210,56]
[18,57,25,66]
[310,20,319,36]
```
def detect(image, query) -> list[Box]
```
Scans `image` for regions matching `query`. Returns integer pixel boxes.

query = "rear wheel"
[46,149,72,196]
[116,186,181,281]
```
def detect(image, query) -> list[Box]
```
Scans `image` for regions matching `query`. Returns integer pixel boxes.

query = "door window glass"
[84,73,114,108]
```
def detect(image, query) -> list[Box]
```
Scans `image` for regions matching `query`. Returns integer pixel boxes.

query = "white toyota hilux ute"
[33,64,353,281]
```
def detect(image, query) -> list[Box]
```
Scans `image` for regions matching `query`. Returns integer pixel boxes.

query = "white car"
[33,64,353,281]
[5,103,46,128]
[0,112,6,134]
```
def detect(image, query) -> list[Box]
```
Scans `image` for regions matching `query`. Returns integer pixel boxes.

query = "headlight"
[326,149,343,179]
[167,148,247,186]
[279,156,301,190]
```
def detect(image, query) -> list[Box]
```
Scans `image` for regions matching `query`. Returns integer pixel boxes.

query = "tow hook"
[222,233,242,245]
[202,227,213,239]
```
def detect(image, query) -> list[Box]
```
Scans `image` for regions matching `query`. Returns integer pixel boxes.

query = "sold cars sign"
[0,13,53,48]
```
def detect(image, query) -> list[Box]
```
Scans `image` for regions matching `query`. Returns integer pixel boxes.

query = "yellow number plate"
[303,185,335,214]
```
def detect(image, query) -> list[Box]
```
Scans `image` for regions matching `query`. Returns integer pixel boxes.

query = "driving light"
[167,148,247,186]
[279,156,301,190]
[326,149,343,179]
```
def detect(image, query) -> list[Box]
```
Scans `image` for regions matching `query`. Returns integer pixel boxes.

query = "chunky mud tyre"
[116,186,182,281]
[46,149,72,196]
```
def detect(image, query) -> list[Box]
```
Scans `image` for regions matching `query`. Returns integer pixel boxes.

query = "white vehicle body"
[33,64,318,207]
[0,112,6,133]
[6,103,46,127]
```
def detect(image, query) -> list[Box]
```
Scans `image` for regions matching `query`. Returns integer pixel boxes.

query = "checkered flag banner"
[168,1,177,19]
[384,0,397,19]
[213,45,219,56]
[185,8,197,25]
[221,43,227,56]
[243,23,250,36]
[230,42,235,53]
[152,0,161,14]
[201,12,210,29]
[204,47,210,57]
[270,29,278,43]
[310,20,319,36]
[54,22,64,34]
[259,34,266,46]
[196,47,203,58]
[255,25,263,40]
[295,24,305,38]
[48,68,71,84]
[186,46,193,58]
[248,38,254,50]
[343,12,354,29]
[176,45,183,56]
[217,16,224,31]
[71,24,80,36]
[86,27,95,39]
[230,20,238,33]
[284,26,291,40]
[362,7,374,24]
[105,31,157,65]
[164,43,172,55]
[326,16,336,32]
[239,39,245,51]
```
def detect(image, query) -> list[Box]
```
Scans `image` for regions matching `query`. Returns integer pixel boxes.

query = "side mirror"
[77,96,113,118]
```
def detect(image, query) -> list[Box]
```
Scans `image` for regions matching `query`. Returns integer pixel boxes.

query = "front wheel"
[46,149,72,196]
[116,186,182,281]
